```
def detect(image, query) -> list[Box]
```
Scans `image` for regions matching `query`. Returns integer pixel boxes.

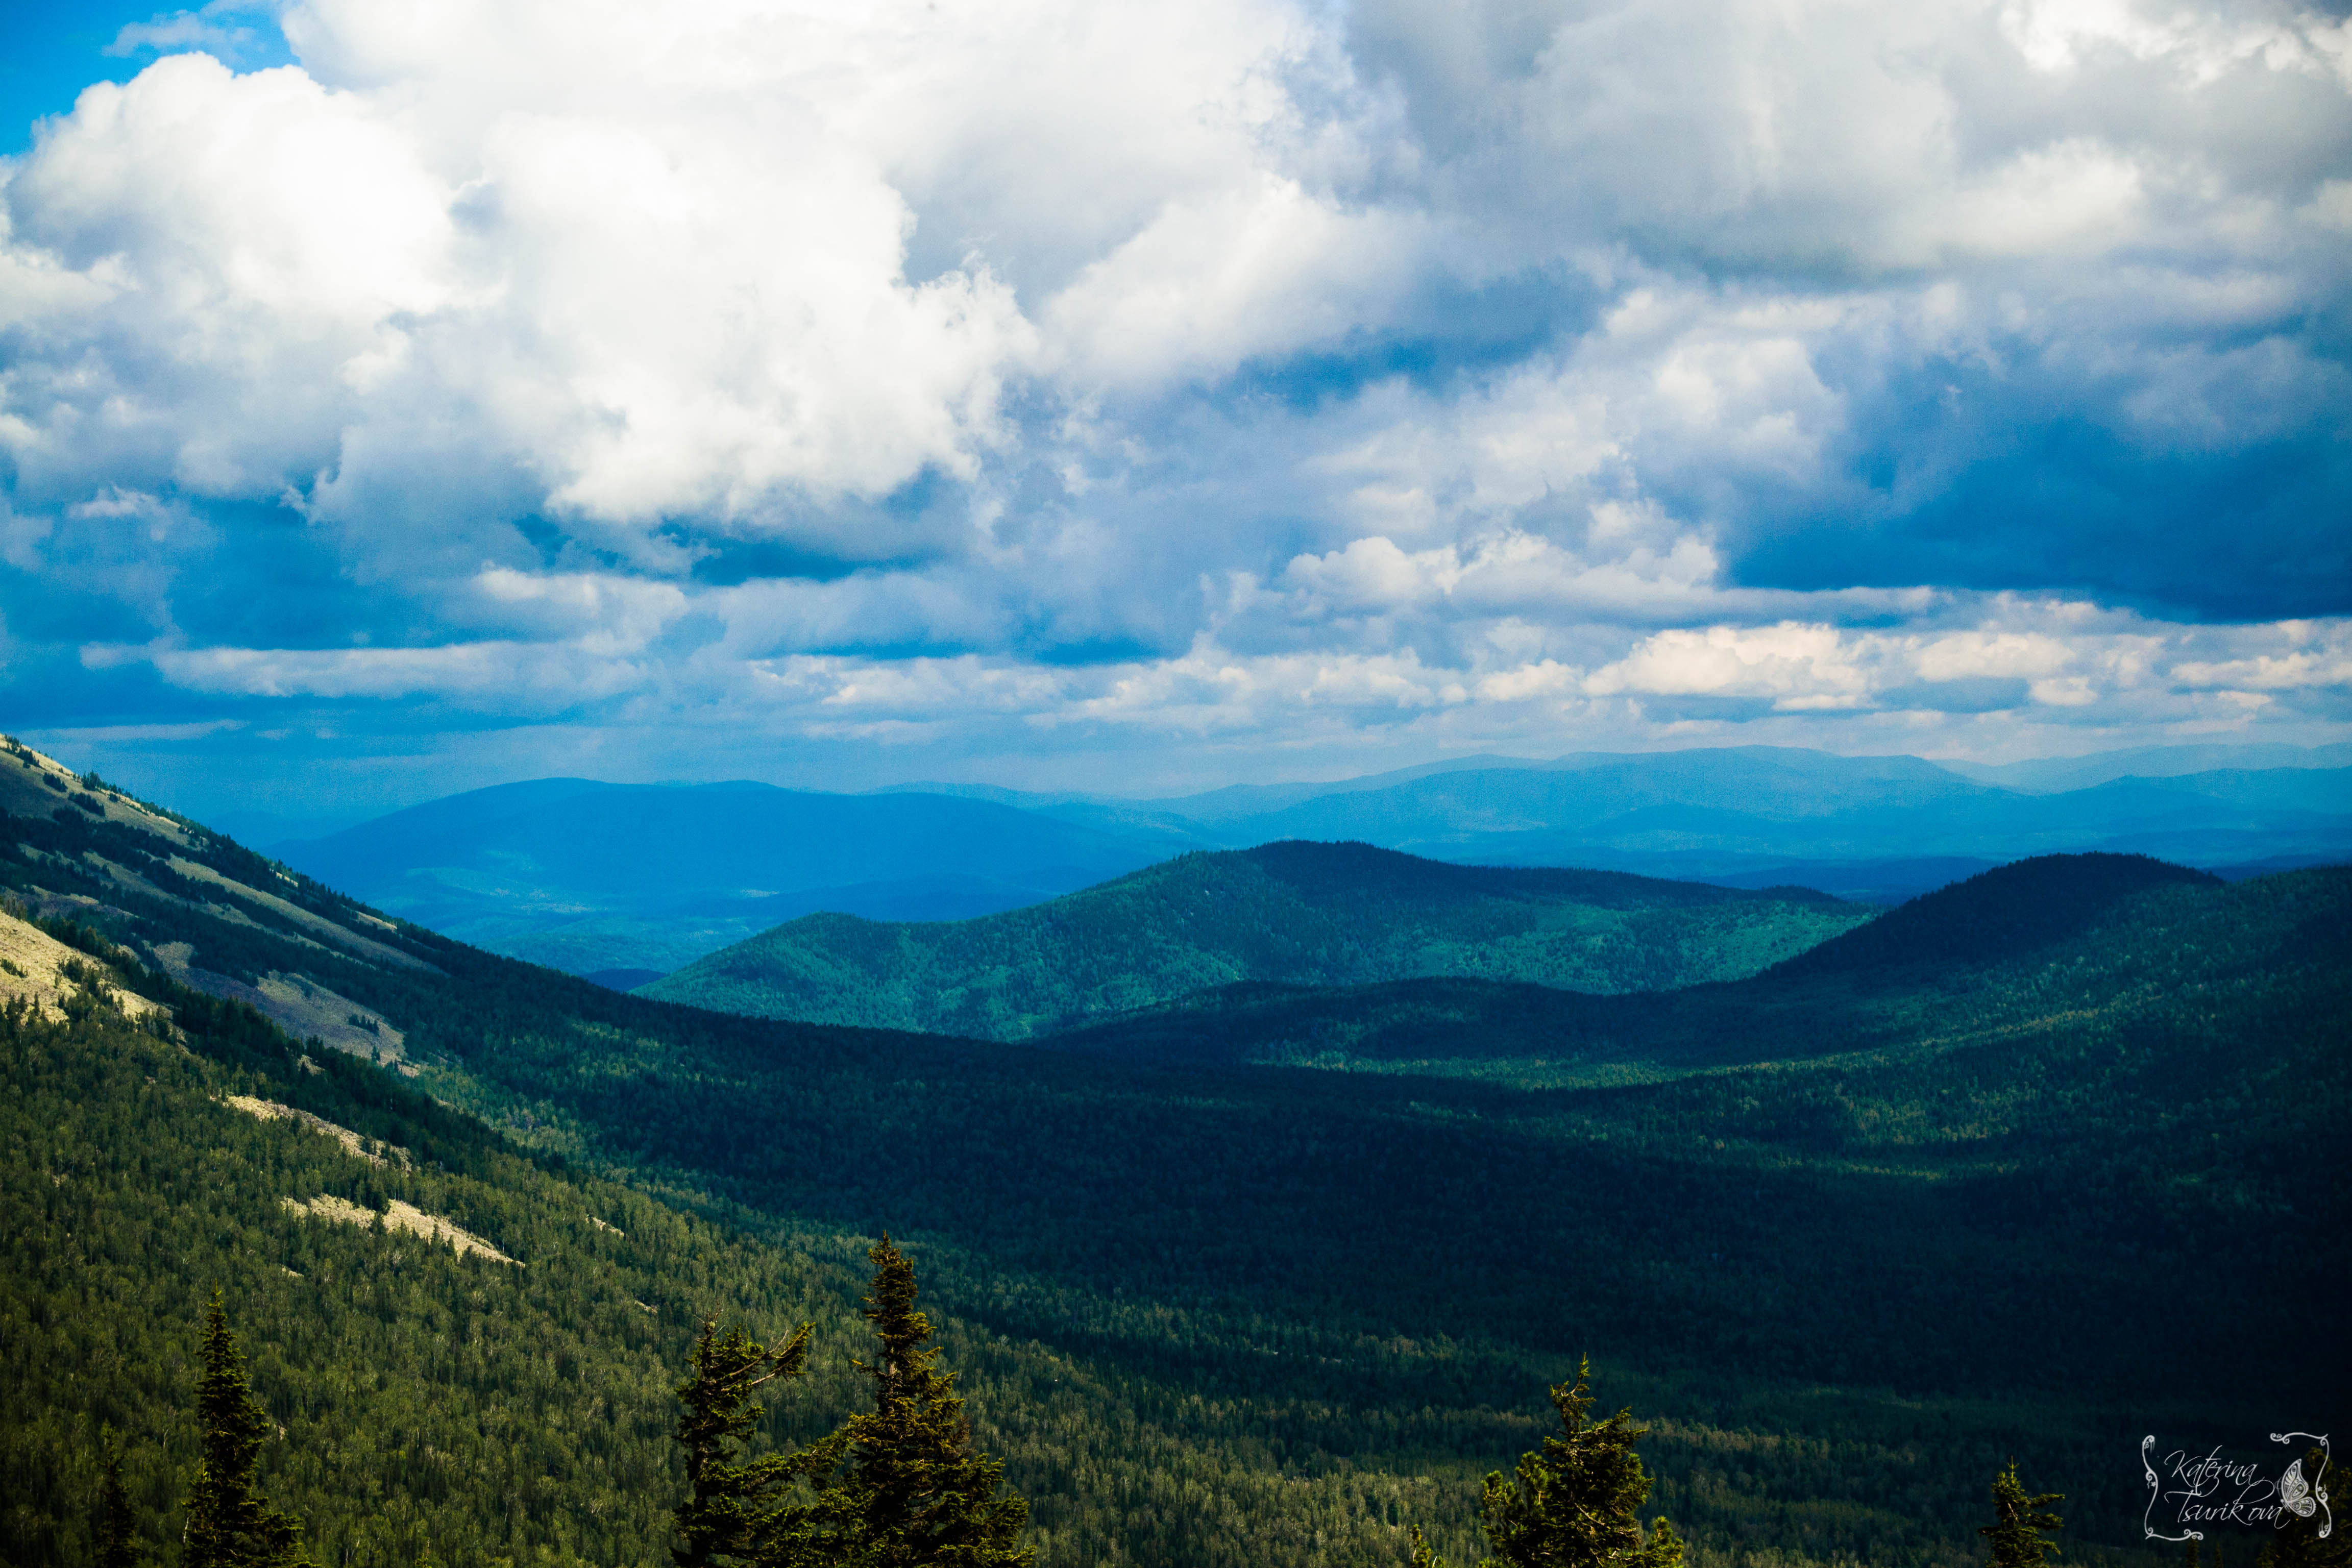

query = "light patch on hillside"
[0,908,171,1024]
[281,1193,519,1266]
[224,1093,411,1167]
[154,943,410,1066]
[0,741,194,849]
[163,855,436,972]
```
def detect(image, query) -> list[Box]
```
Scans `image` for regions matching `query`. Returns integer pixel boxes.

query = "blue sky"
[1,1,291,154]
[3,0,2348,827]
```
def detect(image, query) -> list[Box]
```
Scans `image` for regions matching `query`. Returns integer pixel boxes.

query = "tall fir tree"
[837,1236,1032,1568]
[671,1318,842,1568]
[180,1292,309,1568]
[1979,1459,2063,1568]
[1408,1358,1683,1568]
[96,1435,137,1568]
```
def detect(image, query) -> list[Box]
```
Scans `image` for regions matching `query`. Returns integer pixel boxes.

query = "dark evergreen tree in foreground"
[673,1318,835,1568]
[1408,1358,1683,1568]
[181,1292,310,1568]
[672,1236,1030,1568]
[95,1436,136,1568]
[1979,1459,2062,1568]
[837,1235,1033,1568]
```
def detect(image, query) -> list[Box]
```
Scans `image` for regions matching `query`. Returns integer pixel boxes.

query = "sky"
[2,0,2348,827]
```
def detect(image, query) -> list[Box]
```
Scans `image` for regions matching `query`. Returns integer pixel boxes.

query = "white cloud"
[1585,624,1873,710]
[4,0,2348,776]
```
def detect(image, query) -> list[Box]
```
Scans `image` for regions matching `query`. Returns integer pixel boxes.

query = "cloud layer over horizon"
[4,0,2349,813]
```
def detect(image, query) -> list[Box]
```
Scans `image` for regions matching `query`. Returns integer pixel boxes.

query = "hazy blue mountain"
[1933,741,2352,793]
[1185,752,2352,877]
[1190,747,1992,849]
[267,746,2351,975]
[272,778,1197,975]
[638,840,1875,1038]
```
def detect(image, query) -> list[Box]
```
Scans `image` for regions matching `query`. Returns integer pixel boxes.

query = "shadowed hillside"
[1046,853,2345,1085]
[637,841,1877,1039]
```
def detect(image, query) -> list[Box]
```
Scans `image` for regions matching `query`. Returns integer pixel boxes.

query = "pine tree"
[97,1435,138,1568]
[1409,1359,1683,1568]
[671,1317,838,1568]
[181,1291,310,1568]
[1980,1459,2062,1568]
[836,1235,1032,1568]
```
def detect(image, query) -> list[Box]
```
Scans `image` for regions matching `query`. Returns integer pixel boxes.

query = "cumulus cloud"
[1,0,2346,797]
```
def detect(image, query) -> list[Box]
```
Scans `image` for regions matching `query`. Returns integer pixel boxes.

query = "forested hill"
[636,840,1875,1039]
[5,734,2346,1568]
[1045,852,2323,1077]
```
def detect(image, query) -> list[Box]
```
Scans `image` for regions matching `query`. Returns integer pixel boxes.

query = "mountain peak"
[1771,852,2220,976]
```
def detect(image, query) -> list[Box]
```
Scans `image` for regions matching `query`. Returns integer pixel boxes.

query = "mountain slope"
[0,906,852,1568]
[8,736,2344,1568]
[636,841,1876,1039]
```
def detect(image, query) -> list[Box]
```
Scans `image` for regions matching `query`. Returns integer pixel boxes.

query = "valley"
[1,735,2343,1568]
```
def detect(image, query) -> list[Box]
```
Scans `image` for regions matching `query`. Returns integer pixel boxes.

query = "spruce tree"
[671,1317,837,1568]
[97,1435,137,1568]
[181,1292,309,1568]
[837,1236,1032,1568]
[1980,1459,2063,1568]
[1409,1359,1683,1568]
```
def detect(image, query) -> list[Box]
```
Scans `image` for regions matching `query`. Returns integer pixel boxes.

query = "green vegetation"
[1044,854,2257,1076]
[641,841,1874,1038]
[183,1293,312,1568]
[1980,1463,2064,1568]
[1,737,2342,1568]
[96,1441,136,1568]
[673,1318,824,1567]
[832,1237,1034,1567]
[1410,1361,1685,1568]
[672,1238,1032,1567]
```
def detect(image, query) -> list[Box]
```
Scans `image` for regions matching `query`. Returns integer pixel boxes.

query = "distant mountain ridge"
[636,840,1876,1039]
[273,777,1208,975]
[272,743,2352,976]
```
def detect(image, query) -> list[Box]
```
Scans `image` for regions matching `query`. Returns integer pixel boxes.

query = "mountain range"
[272,742,2352,978]
[2,732,2344,1568]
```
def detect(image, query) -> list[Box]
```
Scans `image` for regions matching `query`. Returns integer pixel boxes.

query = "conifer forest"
[0,738,2344,1568]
